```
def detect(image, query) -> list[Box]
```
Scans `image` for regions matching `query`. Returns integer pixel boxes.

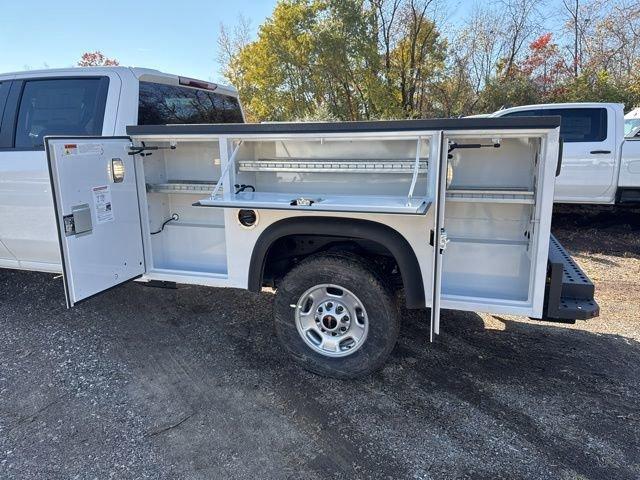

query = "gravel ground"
[1,205,639,480]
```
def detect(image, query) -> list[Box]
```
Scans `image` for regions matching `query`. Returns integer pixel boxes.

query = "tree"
[219,0,448,121]
[520,33,568,98]
[77,51,119,67]
[218,0,640,118]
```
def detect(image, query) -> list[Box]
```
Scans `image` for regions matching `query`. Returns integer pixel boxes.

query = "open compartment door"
[46,137,145,307]
[430,132,448,341]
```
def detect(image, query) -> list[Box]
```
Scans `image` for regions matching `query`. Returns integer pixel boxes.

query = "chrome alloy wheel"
[294,284,369,358]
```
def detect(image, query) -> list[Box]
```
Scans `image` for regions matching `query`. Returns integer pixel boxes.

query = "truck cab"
[489,103,624,203]
[0,67,243,273]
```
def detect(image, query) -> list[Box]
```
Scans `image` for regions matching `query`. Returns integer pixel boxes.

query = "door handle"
[590,150,611,154]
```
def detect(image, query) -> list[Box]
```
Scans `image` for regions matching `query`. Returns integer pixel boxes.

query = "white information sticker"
[92,185,114,224]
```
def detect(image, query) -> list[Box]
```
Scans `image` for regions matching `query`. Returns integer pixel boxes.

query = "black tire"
[273,252,400,379]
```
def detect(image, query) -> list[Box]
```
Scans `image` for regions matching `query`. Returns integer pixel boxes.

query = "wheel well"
[248,217,426,309]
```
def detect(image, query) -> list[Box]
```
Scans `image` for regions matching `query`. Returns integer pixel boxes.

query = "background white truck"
[0,67,244,273]
[488,103,640,204]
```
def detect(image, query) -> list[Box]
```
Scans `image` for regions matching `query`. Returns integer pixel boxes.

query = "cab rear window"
[138,81,244,125]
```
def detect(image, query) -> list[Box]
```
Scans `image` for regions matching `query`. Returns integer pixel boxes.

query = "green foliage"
[225,0,448,121]
[478,74,541,112]
[560,70,640,107]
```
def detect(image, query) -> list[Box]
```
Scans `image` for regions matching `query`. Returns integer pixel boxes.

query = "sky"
[0,0,491,84]
[0,0,279,82]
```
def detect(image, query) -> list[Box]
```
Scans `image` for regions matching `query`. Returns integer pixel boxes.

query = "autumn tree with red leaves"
[77,51,120,67]
[520,33,568,97]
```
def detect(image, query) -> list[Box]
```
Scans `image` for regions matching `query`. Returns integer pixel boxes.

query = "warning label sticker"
[63,144,77,155]
[63,143,103,156]
[92,185,114,224]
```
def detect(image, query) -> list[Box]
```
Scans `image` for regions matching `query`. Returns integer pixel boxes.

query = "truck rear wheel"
[273,253,400,378]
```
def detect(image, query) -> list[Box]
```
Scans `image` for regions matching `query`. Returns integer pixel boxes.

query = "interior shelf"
[446,187,534,204]
[147,180,219,195]
[448,236,529,246]
[238,158,428,173]
[195,191,431,215]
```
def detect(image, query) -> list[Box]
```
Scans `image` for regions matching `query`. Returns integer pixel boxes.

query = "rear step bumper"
[540,234,599,323]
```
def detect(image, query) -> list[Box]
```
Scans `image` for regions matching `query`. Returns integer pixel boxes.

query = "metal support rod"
[407,136,422,205]
[210,140,243,199]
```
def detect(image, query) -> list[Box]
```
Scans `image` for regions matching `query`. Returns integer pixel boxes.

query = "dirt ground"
[0,205,638,480]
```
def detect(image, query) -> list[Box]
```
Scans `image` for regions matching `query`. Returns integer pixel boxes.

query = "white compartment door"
[430,132,448,340]
[46,137,145,307]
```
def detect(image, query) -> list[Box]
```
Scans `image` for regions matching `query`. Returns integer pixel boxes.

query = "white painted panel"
[150,224,227,274]
[442,242,531,301]
[448,137,535,191]
[444,203,530,242]
[619,139,640,187]
[47,137,145,306]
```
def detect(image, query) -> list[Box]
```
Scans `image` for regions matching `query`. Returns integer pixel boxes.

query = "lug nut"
[342,316,349,322]
[326,302,333,309]
[315,317,320,323]
[340,327,347,332]
[336,306,343,313]
[332,332,337,336]
[318,307,323,313]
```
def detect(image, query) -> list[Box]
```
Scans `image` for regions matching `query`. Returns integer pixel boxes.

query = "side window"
[14,77,109,149]
[138,81,244,125]
[503,108,608,143]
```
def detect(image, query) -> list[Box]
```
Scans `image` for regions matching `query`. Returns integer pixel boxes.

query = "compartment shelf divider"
[448,236,529,246]
[238,157,428,173]
[446,188,534,204]
[147,180,219,195]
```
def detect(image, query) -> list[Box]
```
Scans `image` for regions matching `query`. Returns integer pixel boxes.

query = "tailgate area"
[542,235,599,323]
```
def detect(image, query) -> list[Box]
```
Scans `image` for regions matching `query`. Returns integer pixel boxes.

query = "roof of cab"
[0,66,238,97]
[490,102,624,116]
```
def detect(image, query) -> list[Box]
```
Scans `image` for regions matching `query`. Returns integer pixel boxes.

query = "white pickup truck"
[0,68,599,378]
[488,103,640,204]
[0,67,244,273]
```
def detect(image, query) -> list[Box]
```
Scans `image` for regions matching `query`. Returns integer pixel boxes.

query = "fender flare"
[248,216,426,309]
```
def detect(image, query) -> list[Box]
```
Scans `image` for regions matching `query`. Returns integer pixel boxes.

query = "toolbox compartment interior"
[136,129,549,312]
[140,141,228,276]
[441,136,542,304]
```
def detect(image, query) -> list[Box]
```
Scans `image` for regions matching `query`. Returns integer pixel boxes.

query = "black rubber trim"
[248,217,426,309]
[127,116,561,136]
[44,135,132,308]
[615,187,640,204]
[0,81,11,147]
[0,80,22,149]
[556,138,563,176]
